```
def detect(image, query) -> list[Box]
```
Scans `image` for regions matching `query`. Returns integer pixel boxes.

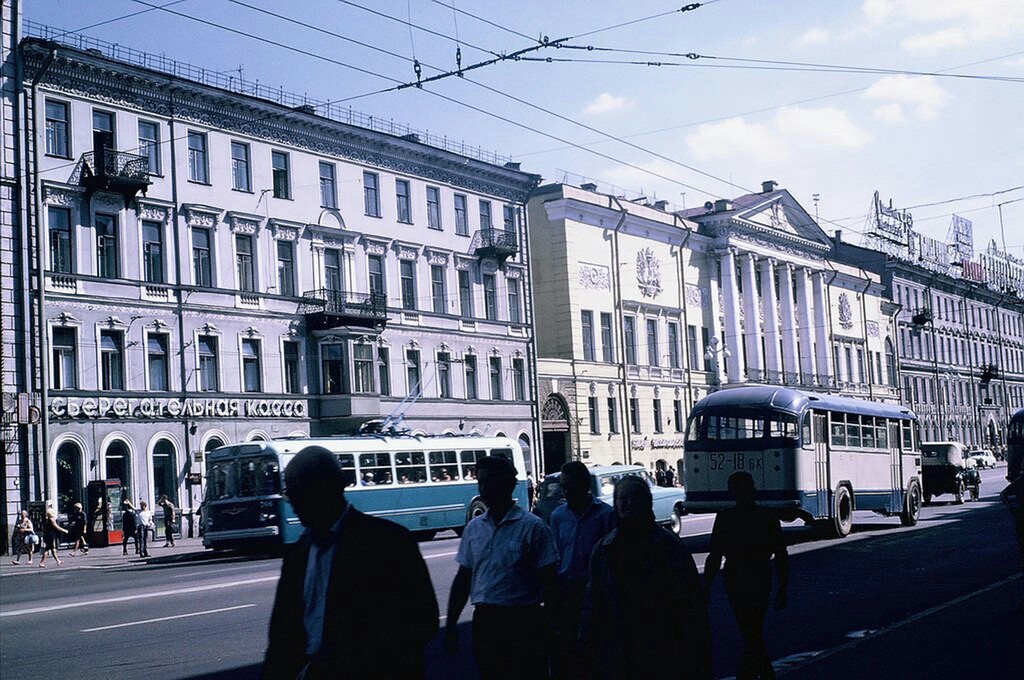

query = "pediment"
[735,192,831,248]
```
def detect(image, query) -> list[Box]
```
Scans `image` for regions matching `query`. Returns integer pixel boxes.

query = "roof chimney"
[834,229,843,244]
[293,104,317,115]
[399,133,420,143]
[761,180,778,193]
[714,199,732,213]
[653,200,669,211]
[580,182,598,191]
[503,161,521,171]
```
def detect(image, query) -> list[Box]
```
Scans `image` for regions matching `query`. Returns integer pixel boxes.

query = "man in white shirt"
[444,455,558,680]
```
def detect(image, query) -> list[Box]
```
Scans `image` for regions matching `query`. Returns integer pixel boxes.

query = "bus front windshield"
[237,456,282,497]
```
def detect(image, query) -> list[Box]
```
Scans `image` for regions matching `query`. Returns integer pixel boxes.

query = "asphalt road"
[1,466,1019,679]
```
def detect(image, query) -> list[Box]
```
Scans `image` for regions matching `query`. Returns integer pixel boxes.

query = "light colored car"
[966,449,997,469]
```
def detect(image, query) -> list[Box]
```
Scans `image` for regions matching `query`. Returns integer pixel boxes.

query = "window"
[857,348,866,384]
[99,330,124,391]
[322,344,344,394]
[48,207,72,273]
[197,335,219,392]
[431,265,446,314]
[319,161,337,208]
[674,399,684,433]
[406,349,422,396]
[241,339,262,393]
[483,274,497,320]
[702,327,713,371]
[400,260,417,310]
[192,227,213,287]
[95,214,119,279]
[283,341,301,394]
[353,343,374,394]
[507,278,522,324]
[581,310,596,361]
[236,234,256,292]
[687,325,700,369]
[608,397,619,433]
[454,194,469,235]
[368,254,385,297]
[93,109,114,137]
[322,248,341,293]
[426,187,442,230]
[667,322,681,369]
[630,398,641,434]
[653,399,663,433]
[45,100,70,157]
[489,356,503,400]
[503,204,516,231]
[147,334,169,391]
[512,358,526,401]
[271,151,290,199]
[187,131,208,183]
[459,270,474,317]
[437,352,452,398]
[589,397,600,434]
[142,220,164,284]
[277,241,296,297]
[624,316,637,364]
[138,120,160,173]
[465,354,478,399]
[52,327,77,389]
[396,179,412,223]
[600,313,614,362]
[647,319,659,367]
[479,200,493,231]
[230,141,251,192]
[377,347,391,396]
[363,171,380,217]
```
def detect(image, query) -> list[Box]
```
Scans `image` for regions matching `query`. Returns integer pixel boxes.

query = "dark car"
[921,441,981,504]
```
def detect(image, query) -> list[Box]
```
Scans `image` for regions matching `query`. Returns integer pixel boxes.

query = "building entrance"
[541,395,571,475]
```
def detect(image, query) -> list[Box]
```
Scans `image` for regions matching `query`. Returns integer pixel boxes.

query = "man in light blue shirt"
[549,461,617,678]
[445,456,558,680]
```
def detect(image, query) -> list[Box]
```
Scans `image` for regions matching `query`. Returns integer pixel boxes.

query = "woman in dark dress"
[67,502,88,555]
[38,508,68,568]
[121,500,139,556]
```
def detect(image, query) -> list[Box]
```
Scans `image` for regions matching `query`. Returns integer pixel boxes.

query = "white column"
[720,248,745,383]
[741,253,763,382]
[760,258,782,383]
[795,267,816,385]
[706,257,725,386]
[812,271,832,388]
[778,263,799,385]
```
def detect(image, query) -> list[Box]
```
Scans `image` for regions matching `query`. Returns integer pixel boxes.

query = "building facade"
[530,181,898,472]
[3,20,539,542]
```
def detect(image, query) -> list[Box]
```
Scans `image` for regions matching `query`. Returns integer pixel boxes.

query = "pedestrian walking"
[10,511,39,564]
[262,446,438,679]
[549,461,617,679]
[66,502,89,556]
[665,465,677,488]
[38,507,69,568]
[526,471,537,511]
[655,465,667,487]
[136,501,153,557]
[445,455,558,680]
[579,475,713,679]
[121,500,139,555]
[705,471,790,680]
[158,494,177,547]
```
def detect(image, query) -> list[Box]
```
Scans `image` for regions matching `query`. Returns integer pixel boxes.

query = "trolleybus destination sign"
[49,396,307,420]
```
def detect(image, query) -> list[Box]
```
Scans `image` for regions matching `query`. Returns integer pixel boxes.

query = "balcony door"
[92,110,115,174]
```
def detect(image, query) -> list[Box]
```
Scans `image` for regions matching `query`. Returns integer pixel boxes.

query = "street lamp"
[704,336,731,392]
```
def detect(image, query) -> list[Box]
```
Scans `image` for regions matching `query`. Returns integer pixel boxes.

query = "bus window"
[709,416,765,440]
[801,413,812,447]
[358,453,393,486]
[208,460,235,500]
[861,417,876,448]
[460,450,486,479]
[429,451,459,482]
[238,457,281,497]
[877,419,889,449]
[902,421,914,450]
[831,413,846,446]
[490,448,513,460]
[337,454,356,488]
[686,414,703,441]
[395,452,427,484]
[847,416,862,447]
[769,413,799,439]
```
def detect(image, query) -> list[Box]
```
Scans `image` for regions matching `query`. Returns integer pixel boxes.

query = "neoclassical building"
[530,181,897,472]
[1,19,539,544]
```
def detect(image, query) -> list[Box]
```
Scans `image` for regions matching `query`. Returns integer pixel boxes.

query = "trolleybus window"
[902,421,914,450]
[359,453,393,486]
[238,457,281,497]
[877,419,889,448]
[861,417,876,448]
[338,454,356,487]
[459,450,486,479]
[490,447,514,459]
[209,460,235,500]
[769,413,800,439]
[831,413,847,447]
[802,413,812,446]
[429,451,459,482]
[395,452,427,484]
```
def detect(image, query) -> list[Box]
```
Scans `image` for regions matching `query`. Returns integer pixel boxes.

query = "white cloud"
[861,1,1024,53]
[582,93,629,115]
[685,117,787,164]
[863,75,949,119]
[872,103,906,124]
[796,27,831,46]
[773,107,871,148]
[862,0,895,23]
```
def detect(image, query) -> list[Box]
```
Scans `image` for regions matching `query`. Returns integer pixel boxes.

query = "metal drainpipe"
[891,302,904,403]
[854,274,871,399]
[961,291,980,446]
[675,227,694,416]
[608,196,630,464]
[570,359,582,460]
[518,191,543,477]
[30,45,57,505]
[993,294,1011,446]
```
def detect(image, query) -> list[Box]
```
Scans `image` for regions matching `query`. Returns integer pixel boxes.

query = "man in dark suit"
[263,446,439,680]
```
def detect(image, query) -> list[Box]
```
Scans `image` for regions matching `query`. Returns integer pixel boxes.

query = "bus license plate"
[708,452,764,472]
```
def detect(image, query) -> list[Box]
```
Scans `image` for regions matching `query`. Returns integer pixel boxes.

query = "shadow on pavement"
[181,663,261,679]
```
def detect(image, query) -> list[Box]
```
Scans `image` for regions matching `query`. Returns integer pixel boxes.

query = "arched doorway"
[56,441,84,513]
[105,440,132,501]
[541,395,571,475]
[152,439,179,506]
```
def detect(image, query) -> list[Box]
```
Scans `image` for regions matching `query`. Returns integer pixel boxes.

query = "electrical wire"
[51,0,188,39]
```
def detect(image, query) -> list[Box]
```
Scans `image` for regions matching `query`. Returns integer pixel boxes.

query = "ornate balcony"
[980,363,999,384]
[474,228,518,262]
[75,150,151,208]
[300,289,388,331]
[911,307,933,326]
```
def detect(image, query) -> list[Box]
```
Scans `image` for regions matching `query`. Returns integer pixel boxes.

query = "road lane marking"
[81,604,257,632]
[0,575,279,618]
[423,550,458,560]
[171,564,280,579]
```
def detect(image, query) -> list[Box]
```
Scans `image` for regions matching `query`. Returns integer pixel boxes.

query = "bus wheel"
[900,480,921,527]
[832,486,853,538]
[954,480,966,505]
[671,505,685,537]
[467,499,487,524]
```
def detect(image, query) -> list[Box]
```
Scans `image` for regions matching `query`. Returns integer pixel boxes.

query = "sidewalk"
[1,536,210,576]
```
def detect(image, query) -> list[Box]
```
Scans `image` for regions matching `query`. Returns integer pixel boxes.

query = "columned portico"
[812,271,833,387]
[740,253,763,382]
[760,258,782,383]
[719,248,745,383]
[795,267,816,385]
[778,263,799,385]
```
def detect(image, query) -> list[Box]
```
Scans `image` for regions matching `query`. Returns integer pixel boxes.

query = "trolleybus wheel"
[900,480,921,527]
[832,485,854,538]
[954,480,966,505]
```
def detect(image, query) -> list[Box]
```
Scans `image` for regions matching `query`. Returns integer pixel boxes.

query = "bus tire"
[671,505,685,537]
[831,485,854,538]
[900,480,922,527]
[467,499,487,524]
[954,480,966,505]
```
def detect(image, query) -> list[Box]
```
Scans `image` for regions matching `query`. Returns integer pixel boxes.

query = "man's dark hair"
[475,455,517,482]
[285,446,346,491]
[728,471,756,494]
[615,474,653,506]
[560,460,591,482]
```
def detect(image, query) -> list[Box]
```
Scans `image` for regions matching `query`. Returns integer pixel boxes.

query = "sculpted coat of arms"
[635,248,663,298]
[838,292,855,330]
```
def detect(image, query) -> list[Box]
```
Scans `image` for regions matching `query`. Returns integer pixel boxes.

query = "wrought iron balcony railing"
[474,228,518,262]
[301,289,388,330]
[980,363,999,384]
[75,149,151,207]
[911,307,933,326]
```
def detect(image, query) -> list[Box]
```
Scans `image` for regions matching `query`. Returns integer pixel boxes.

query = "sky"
[25,0,1024,258]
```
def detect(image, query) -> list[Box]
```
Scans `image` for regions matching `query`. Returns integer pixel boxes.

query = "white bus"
[682,386,922,537]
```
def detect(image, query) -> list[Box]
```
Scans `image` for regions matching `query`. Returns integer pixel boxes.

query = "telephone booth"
[86,479,123,547]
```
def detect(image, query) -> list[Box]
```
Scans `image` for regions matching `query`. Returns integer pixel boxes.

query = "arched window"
[152,439,178,506]
[56,441,83,513]
[205,437,225,453]
[105,440,132,501]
